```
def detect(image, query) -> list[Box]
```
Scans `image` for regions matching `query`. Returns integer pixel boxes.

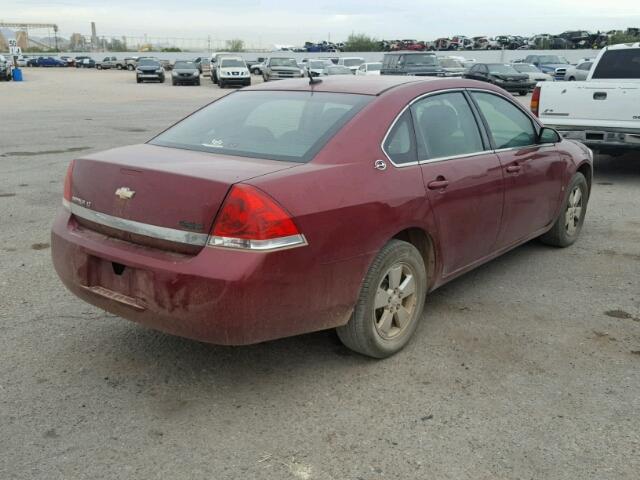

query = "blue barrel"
[12,68,23,81]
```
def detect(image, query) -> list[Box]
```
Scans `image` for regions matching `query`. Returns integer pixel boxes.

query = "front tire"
[127,64,134,71]
[539,172,588,247]
[337,240,427,358]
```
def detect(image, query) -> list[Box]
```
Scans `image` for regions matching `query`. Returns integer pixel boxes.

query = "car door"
[410,91,504,276]
[469,91,565,249]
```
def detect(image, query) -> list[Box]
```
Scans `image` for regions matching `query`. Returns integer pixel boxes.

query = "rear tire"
[519,91,528,96]
[568,77,576,81]
[127,64,134,71]
[337,240,427,358]
[539,172,588,247]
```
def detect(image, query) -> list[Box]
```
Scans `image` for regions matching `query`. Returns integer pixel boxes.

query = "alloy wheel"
[373,263,418,340]
[565,186,583,235]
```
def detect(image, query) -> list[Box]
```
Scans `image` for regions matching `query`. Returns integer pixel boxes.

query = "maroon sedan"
[52,76,593,358]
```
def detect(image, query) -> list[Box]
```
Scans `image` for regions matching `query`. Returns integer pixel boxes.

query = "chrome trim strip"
[63,199,209,246]
[418,150,494,164]
[208,234,308,251]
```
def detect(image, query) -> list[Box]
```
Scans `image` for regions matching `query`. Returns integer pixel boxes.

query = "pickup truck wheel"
[337,239,427,358]
[127,64,134,71]
[96,64,102,70]
[568,77,576,81]
[539,172,588,248]
[136,77,142,84]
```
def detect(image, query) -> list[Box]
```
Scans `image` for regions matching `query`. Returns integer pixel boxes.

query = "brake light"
[531,86,541,117]
[209,184,306,251]
[63,160,75,203]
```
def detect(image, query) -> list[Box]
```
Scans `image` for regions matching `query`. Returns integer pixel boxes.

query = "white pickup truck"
[532,43,640,154]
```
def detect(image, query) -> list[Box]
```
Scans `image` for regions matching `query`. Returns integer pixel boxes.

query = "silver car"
[511,63,554,82]
[564,61,593,81]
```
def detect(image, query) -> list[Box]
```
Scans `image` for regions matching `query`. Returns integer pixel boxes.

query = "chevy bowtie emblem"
[115,187,136,200]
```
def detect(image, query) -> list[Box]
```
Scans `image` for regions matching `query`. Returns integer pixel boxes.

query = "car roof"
[385,51,435,55]
[246,76,440,96]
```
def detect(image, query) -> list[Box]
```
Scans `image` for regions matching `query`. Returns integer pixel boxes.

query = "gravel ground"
[1,68,639,480]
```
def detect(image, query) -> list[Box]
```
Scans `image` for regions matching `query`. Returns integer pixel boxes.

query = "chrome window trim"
[63,199,209,246]
[381,88,497,167]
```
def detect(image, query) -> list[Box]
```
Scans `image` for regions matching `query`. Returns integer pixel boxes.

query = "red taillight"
[209,184,305,251]
[531,86,541,117]
[63,160,75,202]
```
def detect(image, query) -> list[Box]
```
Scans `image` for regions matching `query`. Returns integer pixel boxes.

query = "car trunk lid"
[68,144,299,253]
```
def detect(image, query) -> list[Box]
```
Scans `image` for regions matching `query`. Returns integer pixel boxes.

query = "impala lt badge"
[115,187,135,200]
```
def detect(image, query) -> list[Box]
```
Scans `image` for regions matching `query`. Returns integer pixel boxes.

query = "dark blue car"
[27,57,66,67]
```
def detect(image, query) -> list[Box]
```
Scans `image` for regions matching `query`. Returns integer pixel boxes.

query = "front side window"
[150,91,372,163]
[411,92,484,160]
[578,62,593,71]
[383,111,416,165]
[471,92,537,149]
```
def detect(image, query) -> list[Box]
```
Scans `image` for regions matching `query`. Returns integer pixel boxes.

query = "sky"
[2,0,640,47]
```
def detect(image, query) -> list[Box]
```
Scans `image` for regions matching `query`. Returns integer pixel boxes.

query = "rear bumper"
[548,125,640,150]
[51,210,363,345]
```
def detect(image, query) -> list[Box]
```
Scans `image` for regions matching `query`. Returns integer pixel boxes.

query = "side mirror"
[538,126,561,144]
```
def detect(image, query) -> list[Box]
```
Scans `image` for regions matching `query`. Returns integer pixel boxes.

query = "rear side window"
[471,92,536,149]
[383,111,416,164]
[592,49,640,78]
[150,91,372,163]
[411,92,484,159]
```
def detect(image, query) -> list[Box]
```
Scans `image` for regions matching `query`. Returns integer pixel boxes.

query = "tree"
[226,39,244,52]
[609,32,639,45]
[343,33,379,52]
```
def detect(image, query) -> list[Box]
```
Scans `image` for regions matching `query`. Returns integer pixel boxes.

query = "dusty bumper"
[51,210,362,345]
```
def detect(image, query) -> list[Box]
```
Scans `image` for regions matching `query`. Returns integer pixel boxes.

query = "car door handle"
[506,164,521,173]
[593,92,607,100]
[427,178,449,190]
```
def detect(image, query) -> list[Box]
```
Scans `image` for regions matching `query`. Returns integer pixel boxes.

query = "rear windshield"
[513,64,538,73]
[401,54,437,66]
[487,64,519,74]
[150,91,372,163]
[343,58,364,67]
[536,55,569,64]
[592,49,640,79]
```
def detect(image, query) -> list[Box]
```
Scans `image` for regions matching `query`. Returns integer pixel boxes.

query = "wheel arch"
[391,227,438,292]
[576,161,592,195]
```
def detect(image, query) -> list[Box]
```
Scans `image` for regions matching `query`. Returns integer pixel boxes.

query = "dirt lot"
[1,68,639,480]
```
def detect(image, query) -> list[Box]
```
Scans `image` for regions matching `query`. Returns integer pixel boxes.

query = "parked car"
[464,63,534,95]
[262,57,304,81]
[355,62,382,76]
[438,57,466,77]
[322,65,353,76]
[96,56,126,70]
[14,55,27,67]
[78,58,96,68]
[52,76,593,358]
[27,56,66,67]
[523,55,571,80]
[380,51,445,77]
[305,59,333,77]
[245,57,266,71]
[0,55,12,81]
[216,57,251,88]
[511,63,554,82]
[171,60,200,86]
[74,56,92,68]
[191,57,210,74]
[563,61,593,81]
[210,52,235,84]
[60,56,76,67]
[249,61,265,75]
[337,57,365,74]
[135,58,165,83]
[534,43,640,154]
